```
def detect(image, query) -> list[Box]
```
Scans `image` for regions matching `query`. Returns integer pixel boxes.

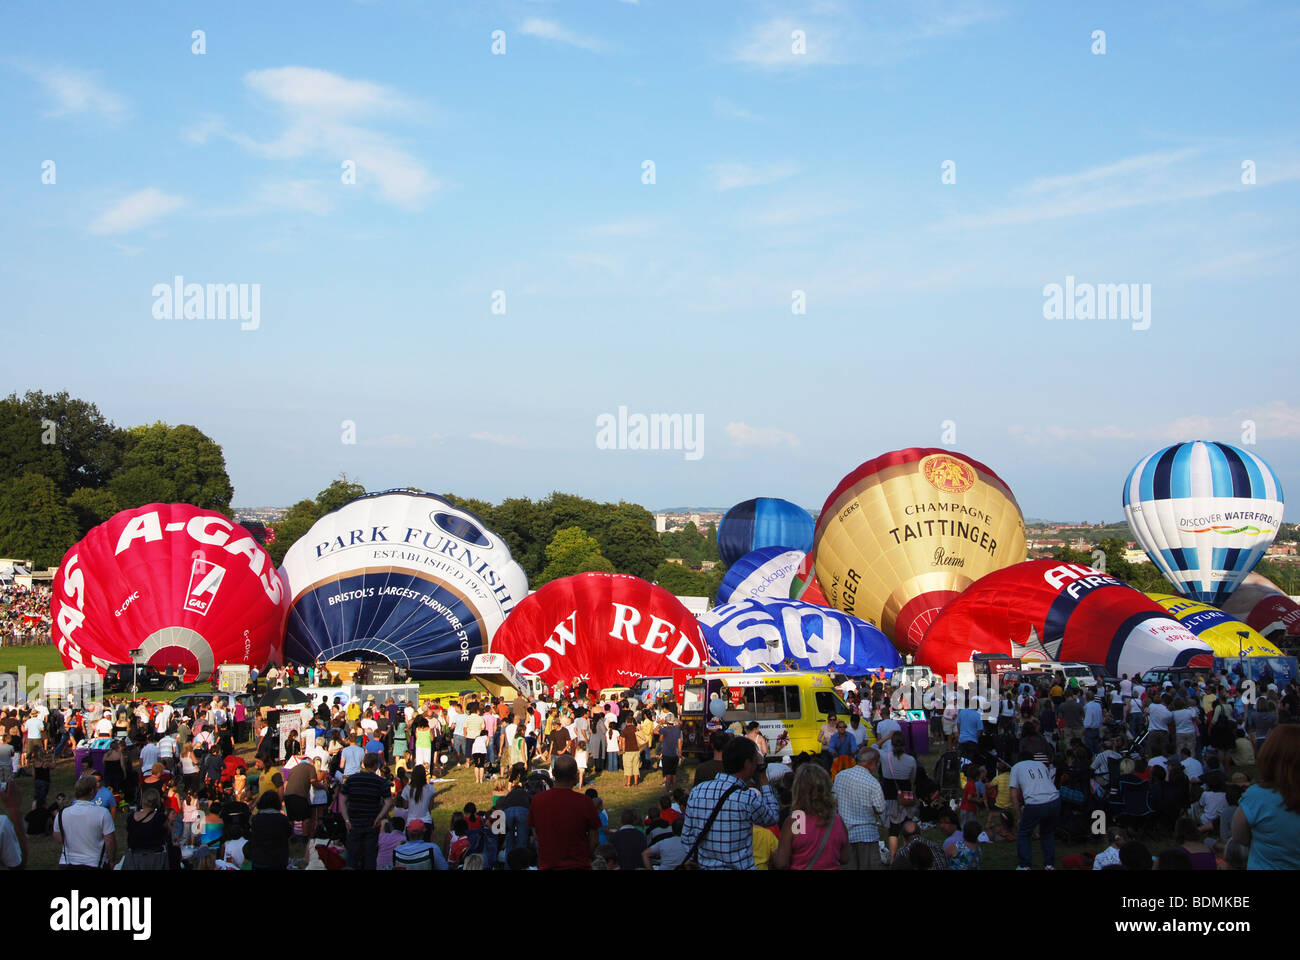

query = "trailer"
[42,668,102,709]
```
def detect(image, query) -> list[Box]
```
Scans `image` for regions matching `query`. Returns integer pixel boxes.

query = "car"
[103,663,180,693]
[895,665,937,688]
[1139,665,1212,689]
[170,692,255,715]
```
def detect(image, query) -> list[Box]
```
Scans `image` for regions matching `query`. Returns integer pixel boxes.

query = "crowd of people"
[0,583,51,647]
[1,661,1298,871]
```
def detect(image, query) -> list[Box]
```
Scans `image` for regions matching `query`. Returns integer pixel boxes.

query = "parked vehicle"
[103,663,179,693]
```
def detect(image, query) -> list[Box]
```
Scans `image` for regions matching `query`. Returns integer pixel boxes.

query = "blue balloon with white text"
[700,598,900,675]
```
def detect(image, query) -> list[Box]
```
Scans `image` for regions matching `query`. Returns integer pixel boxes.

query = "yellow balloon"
[814,448,1027,655]
[1145,593,1283,658]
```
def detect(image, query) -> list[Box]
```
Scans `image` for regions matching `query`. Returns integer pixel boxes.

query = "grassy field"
[3,644,1223,870]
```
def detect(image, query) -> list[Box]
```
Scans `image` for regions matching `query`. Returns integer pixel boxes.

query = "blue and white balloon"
[715,546,805,607]
[700,597,900,675]
[1123,441,1285,605]
[280,490,529,679]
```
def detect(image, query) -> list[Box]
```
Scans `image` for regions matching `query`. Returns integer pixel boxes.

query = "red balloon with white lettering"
[915,559,1214,679]
[489,572,705,691]
[51,504,289,681]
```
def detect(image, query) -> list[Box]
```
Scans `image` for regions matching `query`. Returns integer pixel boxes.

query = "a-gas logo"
[185,559,226,616]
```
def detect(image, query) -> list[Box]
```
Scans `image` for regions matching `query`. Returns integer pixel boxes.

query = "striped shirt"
[341,772,389,825]
[681,773,778,871]
[833,765,886,844]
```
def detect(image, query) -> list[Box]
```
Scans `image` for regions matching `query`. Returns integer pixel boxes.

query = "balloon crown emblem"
[921,454,976,494]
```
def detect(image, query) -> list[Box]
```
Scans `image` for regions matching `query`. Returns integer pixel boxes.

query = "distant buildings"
[654,512,723,534]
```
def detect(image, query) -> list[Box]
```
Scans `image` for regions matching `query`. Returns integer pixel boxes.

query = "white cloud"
[941,149,1300,231]
[726,422,801,447]
[713,97,763,122]
[471,432,527,448]
[376,434,416,447]
[709,161,800,191]
[730,3,1003,70]
[1089,425,1138,440]
[16,62,125,119]
[87,188,183,235]
[733,17,836,68]
[584,218,659,238]
[193,67,438,211]
[519,18,605,52]
[209,180,334,217]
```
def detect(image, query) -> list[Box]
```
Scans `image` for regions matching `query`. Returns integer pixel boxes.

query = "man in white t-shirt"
[1146,695,1173,758]
[1009,750,1061,870]
[54,776,116,868]
[1178,749,1203,781]
[1120,675,1132,699]
[94,712,113,737]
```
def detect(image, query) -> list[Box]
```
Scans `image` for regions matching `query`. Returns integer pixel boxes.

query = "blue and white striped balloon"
[715,546,805,607]
[1123,441,1285,605]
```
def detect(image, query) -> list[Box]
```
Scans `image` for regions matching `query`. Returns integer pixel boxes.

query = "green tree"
[650,561,716,597]
[598,504,667,579]
[537,526,615,584]
[108,422,234,514]
[67,487,120,538]
[267,476,367,565]
[0,391,125,497]
[0,473,80,568]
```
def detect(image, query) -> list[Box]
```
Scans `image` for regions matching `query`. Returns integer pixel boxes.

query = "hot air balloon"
[701,598,900,675]
[716,498,814,568]
[1221,572,1300,641]
[789,552,830,606]
[915,560,1214,678]
[51,504,289,681]
[279,491,528,680]
[1123,441,1284,605]
[715,547,804,606]
[1145,593,1282,659]
[813,448,1027,655]
[489,572,704,690]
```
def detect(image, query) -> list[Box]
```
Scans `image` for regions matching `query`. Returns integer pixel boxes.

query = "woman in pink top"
[773,764,850,870]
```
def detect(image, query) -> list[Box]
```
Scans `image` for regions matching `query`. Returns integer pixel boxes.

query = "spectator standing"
[680,737,778,870]
[832,745,887,870]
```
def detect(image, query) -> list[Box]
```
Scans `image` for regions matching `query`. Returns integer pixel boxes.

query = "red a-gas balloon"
[489,572,705,691]
[915,559,1214,679]
[51,504,289,681]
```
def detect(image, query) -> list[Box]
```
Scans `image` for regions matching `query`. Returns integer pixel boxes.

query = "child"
[471,729,489,783]
[949,820,983,870]
[377,816,405,869]
[574,735,589,789]
[958,765,982,828]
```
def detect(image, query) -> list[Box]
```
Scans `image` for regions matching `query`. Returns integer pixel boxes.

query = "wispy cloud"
[13,61,126,119]
[189,67,438,211]
[713,96,763,122]
[1010,403,1300,446]
[941,148,1300,230]
[584,218,659,238]
[726,422,801,447]
[471,431,528,448]
[730,2,1003,70]
[709,161,800,191]
[519,18,605,52]
[87,188,183,235]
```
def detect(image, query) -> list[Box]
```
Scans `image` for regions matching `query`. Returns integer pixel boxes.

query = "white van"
[43,668,102,708]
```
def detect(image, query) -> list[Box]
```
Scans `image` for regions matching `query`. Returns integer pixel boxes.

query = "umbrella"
[258,687,311,708]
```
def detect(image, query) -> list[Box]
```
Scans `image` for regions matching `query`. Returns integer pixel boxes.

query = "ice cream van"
[678,668,852,759]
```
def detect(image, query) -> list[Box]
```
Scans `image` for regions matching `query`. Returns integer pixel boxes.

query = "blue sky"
[2,0,1298,521]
